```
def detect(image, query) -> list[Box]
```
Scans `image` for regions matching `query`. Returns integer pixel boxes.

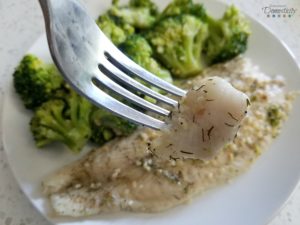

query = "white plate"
[2,1,300,225]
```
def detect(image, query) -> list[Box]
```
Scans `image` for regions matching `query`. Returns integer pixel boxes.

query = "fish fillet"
[42,57,294,217]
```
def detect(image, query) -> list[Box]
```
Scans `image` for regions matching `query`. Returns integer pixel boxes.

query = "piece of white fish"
[153,76,249,160]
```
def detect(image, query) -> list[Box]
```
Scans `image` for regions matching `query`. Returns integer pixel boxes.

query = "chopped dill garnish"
[224,122,234,127]
[246,98,251,106]
[228,112,238,121]
[267,105,282,128]
[207,126,214,139]
[180,150,193,155]
[166,143,173,148]
[193,85,205,91]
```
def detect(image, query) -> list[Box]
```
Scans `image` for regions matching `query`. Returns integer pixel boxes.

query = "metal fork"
[38,0,186,129]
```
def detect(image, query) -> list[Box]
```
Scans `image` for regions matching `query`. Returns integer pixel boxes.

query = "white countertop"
[0,0,299,224]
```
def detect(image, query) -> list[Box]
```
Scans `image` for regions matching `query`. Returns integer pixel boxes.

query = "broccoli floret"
[96,14,135,45]
[129,0,159,15]
[160,0,207,21]
[146,15,208,78]
[267,105,282,128]
[108,0,158,29]
[119,34,172,83]
[13,54,64,110]
[119,34,153,56]
[30,88,93,152]
[205,6,250,64]
[90,108,137,145]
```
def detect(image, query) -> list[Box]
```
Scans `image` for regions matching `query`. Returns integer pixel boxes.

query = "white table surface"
[0,0,299,224]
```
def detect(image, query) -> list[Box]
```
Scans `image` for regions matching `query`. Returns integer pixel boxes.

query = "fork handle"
[38,0,63,74]
[38,0,84,73]
[38,0,52,22]
[38,0,49,22]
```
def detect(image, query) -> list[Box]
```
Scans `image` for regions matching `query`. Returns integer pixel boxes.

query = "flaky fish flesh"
[43,57,294,217]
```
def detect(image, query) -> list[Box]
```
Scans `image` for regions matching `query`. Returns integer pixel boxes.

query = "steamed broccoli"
[13,1,252,154]
[119,34,172,83]
[96,14,135,45]
[129,0,159,15]
[205,6,250,64]
[90,108,137,145]
[160,0,207,21]
[146,15,208,78]
[13,54,64,110]
[14,53,138,152]
[30,88,93,152]
[108,0,158,29]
